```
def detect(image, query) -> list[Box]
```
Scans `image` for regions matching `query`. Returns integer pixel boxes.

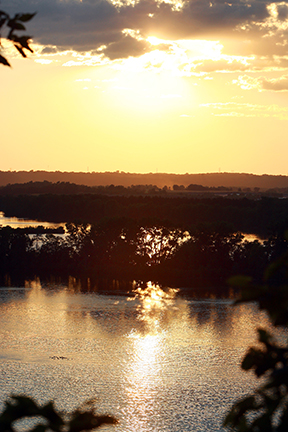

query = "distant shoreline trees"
[0,190,287,236]
[1,171,288,190]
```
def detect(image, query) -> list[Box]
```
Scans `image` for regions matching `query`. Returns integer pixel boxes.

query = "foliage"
[0,220,276,292]
[0,10,35,66]
[224,242,288,431]
[2,194,288,237]
[0,395,117,432]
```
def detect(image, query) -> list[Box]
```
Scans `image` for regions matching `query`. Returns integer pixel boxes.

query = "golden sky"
[1,0,288,174]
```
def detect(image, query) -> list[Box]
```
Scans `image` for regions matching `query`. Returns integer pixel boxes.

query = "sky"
[1,0,288,175]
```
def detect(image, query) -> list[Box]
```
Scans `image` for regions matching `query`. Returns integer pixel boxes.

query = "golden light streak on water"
[0,281,280,431]
[132,281,180,335]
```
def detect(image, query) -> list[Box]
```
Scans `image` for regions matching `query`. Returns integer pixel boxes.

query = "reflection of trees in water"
[0,219,284,294]
[188,301,237,341]
[189,302,213,326]
[187,301,250,352]
[61,282,187,337]
[0,287,27,304]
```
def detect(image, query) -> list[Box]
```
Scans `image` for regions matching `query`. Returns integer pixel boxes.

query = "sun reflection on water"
[131,281,179,335]
[124,331,163,430]
[133,281,179,302]
[122,282,183,429]
[0,280,279,431]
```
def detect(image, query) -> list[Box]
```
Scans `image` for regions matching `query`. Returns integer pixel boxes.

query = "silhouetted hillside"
[1,171,288,190]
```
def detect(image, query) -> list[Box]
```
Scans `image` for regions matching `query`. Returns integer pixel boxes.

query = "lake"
[0,281,273,431]
[0,211,63,230]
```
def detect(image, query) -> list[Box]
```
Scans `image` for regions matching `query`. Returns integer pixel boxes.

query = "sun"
[100,36,224,113]
[146,36,167,46]
[106,48,195,113]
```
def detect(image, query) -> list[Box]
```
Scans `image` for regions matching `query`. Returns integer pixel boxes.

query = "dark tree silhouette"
[224,239,288,431]
[0,395,117,431]
[0,10,35,66]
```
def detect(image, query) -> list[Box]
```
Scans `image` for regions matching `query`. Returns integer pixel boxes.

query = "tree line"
[1,180,286,197]
[0,219,286,295]
[0,193,288,236]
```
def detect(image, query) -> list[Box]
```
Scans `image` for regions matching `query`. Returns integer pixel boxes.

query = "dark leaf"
[241,348,264,372]
[277,408,288,431]
[258,329,272,344]
[7,20,26,30]
[19,36,33,52]
[0,54,10,66]
[68,411,118,432]
[12,36,34,52]
[29,425,48,432]
[41,401,64,429]
[14,44,27,58]
[17,13,37,23]
[251,413,273,432]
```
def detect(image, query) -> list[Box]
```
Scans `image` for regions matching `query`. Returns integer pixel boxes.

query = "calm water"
[0,282,272,431]
[0,211,63,229]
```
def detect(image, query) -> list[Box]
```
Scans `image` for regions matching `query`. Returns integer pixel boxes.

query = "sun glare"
[134,281,179,302]
[107,57,194,114]
[130,282,179,334]
[104,37,224,112]
[147,36,167,46]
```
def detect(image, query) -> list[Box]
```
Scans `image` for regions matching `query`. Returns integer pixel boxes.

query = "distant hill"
[1,171,288,190]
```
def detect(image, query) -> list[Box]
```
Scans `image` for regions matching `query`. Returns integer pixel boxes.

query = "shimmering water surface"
[0,282,272,431]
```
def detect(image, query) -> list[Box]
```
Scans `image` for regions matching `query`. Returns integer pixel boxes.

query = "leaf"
[14,44,27,58]
[16,36,34,52]
[0,54,10,66]
[277,408,288,431]
[258,329,272,344]
[250,413,272,432]
[7,20,26,30]
[0,11,9,18]
[40,401,64,428]
[0,17,7,27]
[17,13,37,23]
[11,395,40,416]
[242,348,263,371]
[223,395,257,428]
[68,411,118,432]
[30,425,48,432]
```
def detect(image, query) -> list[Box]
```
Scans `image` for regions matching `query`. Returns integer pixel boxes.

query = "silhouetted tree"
[224,236,288,431]
[0,9,35,66]
[0,395,117,431]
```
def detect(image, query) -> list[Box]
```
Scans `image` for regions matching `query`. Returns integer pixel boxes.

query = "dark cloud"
[277,3,288,20]
[0,0,285,60]
[40,46,58,54]
[103,33,150,59]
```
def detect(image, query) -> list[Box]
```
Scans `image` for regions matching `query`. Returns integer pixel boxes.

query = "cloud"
[200,101,288,119]
[234,74,288,91]
[262,75,288,90]
[187,53,288,74]
[0,0,284,62]
[192,57,252,73]
[103,33,150,59]
[34,58,53,64]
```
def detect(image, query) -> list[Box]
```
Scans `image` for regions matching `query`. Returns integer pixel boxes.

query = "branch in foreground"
[0,10,36,66]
